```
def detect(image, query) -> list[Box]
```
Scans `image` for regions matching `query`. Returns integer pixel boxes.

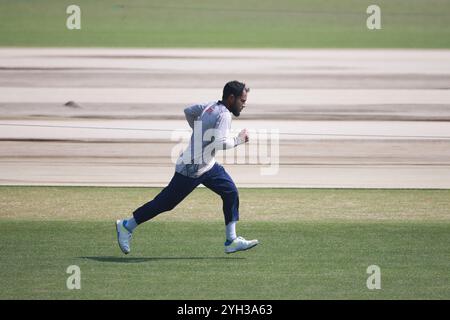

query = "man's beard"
[231,103,241,117]
[231,109,240,117]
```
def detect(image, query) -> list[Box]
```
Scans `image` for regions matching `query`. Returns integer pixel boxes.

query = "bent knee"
[222,188,239,200]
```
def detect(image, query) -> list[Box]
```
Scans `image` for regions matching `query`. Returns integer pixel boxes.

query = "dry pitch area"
[1,48,450,188]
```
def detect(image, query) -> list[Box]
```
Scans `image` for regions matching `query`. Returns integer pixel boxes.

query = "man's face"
[230,90,247,117]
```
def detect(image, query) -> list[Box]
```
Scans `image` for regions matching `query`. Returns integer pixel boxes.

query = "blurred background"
[1,0,450,188]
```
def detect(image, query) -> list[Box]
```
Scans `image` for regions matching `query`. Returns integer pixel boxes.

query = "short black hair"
[222,81,249,100]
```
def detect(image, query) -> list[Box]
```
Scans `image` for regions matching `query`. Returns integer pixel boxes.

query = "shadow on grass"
[79,256,245,263]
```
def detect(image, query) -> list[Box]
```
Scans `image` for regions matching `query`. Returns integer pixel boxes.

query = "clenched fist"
[237,128,249,144]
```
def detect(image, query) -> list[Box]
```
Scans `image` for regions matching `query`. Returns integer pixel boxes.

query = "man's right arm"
[184,104,206,129]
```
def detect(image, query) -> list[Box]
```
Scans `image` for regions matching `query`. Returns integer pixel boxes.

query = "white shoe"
[115,219,132,254]
[224,236,259,254]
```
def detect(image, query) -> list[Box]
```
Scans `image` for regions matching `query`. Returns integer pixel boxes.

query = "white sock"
[226,221,237,241]
[123,217,138,232]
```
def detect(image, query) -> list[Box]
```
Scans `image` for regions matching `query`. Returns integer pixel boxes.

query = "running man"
[116,81,259,254]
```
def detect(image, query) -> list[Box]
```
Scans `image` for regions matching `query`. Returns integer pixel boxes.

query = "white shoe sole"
[225,242,259,254]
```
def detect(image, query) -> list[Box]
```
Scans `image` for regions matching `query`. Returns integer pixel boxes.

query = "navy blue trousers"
[133,163,239,225]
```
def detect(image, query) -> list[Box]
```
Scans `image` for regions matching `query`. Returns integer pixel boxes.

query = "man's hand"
[237,128,249,144]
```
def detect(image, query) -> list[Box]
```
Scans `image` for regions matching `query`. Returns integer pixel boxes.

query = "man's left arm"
[214,113,249,150]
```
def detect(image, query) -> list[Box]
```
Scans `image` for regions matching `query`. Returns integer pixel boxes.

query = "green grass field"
[1,0,450,48]
[1,0,449,302]
[0,186,449,299]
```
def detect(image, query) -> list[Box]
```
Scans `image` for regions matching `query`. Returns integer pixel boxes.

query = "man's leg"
[116,172,200,254]
[202,163,258,253]
[202,163,240,226]
[133,172,201,224]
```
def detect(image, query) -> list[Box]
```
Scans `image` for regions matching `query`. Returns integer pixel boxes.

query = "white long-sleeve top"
[175,100,244,178]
